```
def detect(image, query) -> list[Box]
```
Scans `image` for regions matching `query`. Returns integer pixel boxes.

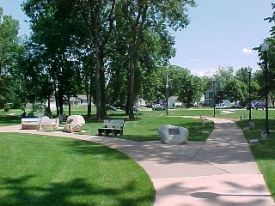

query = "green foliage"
[213,66,234,91]
[178,75,204,106]
[0,8,23,108]
[256,3,275,102]
[3,103,10,112]
[224,79,248,102]
[20,0,196,119]
[139,65,204,105]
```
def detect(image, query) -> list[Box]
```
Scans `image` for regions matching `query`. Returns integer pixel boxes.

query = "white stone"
[249,139,259,145]
[158,125,188,145]
[63,115,85,133]
[39,116,52,125]
[38,116,59,131]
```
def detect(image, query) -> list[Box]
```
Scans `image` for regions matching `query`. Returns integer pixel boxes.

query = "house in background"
[136,98,147,107]
[75,94,91,105]
[69,94,93,106]
[48,94,93,111]
[168,96,183,108]
[204,88,215,106]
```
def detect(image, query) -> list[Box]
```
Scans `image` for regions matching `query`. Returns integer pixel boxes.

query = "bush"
[44,107,52,117]
[3,104,10,112]
[26,112,35,117]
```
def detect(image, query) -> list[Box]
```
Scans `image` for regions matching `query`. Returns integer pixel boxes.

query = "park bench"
[98,119,125,136]
[21,118,40,130]
[21,117,59,131]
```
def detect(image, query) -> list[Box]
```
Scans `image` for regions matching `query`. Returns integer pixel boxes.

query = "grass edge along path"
[237,119,275,199]
[0,133,155,206]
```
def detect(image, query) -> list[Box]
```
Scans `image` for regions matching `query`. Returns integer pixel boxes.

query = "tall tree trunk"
[126,3,147,120]
[68,95,71,116]
[126,93,130,115]
[87,76,93,117]
[95,47,102,121]
[58,89,64,115]
[128,45,136,120]
[58,76,64,115]
[87,93,92,117]
[53,78,59,115]
[85,79,91,117]
[99,54,106,118]
[47,96,51,114]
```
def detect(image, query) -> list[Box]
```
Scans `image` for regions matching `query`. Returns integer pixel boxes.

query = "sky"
[0,0,273,76]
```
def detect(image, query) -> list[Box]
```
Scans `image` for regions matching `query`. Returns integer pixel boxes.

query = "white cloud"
[242,48,253,55]
[190,67,216,77]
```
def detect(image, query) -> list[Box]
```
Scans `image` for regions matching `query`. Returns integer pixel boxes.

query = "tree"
[0,7,22,108]
[235,67,251,83]
[22,0,195,120]
[23,0,83,115]
[117,0,195,119]
[224,79,247,103]
[213,66,234,92]
[257,3,275,104]
[178,74,204,106]
[139,65,204,107]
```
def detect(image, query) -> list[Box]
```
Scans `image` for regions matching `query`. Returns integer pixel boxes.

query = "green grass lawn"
[237,119,275,198]
[0,133,155,206]
[84,111,214,141]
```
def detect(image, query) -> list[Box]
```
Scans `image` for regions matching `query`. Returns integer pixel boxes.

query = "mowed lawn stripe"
[0,133,155,206]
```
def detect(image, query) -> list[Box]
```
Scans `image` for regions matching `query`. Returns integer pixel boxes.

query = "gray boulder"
[158,125,188,145]
[63,115,85,133]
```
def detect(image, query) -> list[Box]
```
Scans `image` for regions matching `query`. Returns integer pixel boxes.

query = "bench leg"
[104,130,109,136]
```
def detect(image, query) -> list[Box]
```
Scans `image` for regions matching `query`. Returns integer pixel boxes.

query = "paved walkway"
[0,118,274,206]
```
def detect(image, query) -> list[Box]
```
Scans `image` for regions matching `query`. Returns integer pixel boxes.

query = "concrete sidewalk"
[0,118,274,206]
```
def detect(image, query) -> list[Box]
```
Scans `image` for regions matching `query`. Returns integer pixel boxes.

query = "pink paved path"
[0,118,274,206]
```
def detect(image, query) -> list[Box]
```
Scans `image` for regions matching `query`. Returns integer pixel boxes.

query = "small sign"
[168,128,180,135]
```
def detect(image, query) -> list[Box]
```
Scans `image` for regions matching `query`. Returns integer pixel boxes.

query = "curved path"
[0,118,274,206]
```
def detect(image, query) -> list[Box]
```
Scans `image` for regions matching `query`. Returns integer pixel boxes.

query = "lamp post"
[212,81,216,117]
[260,41,270,135]
[166,73,169,115]
[248,67,252,123]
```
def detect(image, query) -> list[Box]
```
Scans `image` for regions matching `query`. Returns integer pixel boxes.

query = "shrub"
[3,104,10,112]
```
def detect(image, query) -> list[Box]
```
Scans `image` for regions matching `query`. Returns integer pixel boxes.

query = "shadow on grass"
[0,175,154,206]
[237,119,275,161]
[64,139,130,160]
[106,113,129,117]
[84,115,141,124]
[121,135,159,142]
[0,115,21,125]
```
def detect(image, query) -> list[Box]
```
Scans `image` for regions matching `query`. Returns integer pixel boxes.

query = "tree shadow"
[0,115,21,125]
[0,175,154,206]
[121,134,158,141]
[237,119,275,161]
[63,139,130,160]
[156,179,273,206]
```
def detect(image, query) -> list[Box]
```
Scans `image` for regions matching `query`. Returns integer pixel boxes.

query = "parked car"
[152,104,166,111]
[215,103,229,109]
[246,102,265,110]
